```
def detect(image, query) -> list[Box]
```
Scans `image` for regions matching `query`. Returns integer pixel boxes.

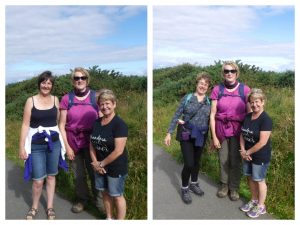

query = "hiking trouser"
[180,140,203,187]
[218,137,242,191]
[71,147,97,201]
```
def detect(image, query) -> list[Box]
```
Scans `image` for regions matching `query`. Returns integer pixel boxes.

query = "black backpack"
[217,83,246,104]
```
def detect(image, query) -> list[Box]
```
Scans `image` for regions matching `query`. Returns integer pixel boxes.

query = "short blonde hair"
[97,89,117,105]
[71,67,90,85]
[247,88,266,102]
[221,61,240,78]
[195,72,211,86]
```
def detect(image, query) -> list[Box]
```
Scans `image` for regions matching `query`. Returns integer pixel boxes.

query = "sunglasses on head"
[224,69,237,74]
[73,76,87,81]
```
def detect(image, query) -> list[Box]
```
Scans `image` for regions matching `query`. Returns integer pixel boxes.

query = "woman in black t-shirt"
[239,88,272,218]
[90,89,128,220]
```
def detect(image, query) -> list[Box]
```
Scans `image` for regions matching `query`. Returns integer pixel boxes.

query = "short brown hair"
[38,71,55,91]
[196,72,211,86]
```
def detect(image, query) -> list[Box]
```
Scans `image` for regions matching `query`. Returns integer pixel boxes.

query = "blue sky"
[5,6,147,84]
[153,6,294,72]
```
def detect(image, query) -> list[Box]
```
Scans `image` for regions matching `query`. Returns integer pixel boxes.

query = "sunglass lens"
[74,76,87,81]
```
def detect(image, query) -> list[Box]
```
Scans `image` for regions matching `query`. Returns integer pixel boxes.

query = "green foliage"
[6,66,147,219]
[154,62,294,219]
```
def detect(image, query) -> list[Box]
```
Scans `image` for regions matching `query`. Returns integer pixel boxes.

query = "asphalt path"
[153,144,274,220]
[6,159,97,220]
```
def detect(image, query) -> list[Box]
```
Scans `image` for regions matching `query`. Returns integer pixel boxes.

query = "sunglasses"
[73,76,87,81]
[224,69,237,74]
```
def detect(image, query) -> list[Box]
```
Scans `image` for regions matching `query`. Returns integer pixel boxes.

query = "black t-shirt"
[90,115,128,177]
[241,111,272,164]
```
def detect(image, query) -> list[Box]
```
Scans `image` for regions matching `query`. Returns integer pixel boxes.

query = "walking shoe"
[217,183,228,198]
[229,190,240,201]
[71,202,86,213]
[181,187,192,204]
[189,183,204,196]
[240,200,258,212]
[247,205,267,218]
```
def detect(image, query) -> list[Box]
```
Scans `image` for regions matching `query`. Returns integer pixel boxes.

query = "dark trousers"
[180,140,203,187]
[218,137,242,190]
[71,147,97,201]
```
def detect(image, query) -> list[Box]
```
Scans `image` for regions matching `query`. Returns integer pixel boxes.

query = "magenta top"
[210,83,251,143]
[60,92,98,153]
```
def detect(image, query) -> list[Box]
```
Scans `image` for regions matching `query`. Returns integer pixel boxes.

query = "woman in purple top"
[210,61,251,201]
[59,67,101,213]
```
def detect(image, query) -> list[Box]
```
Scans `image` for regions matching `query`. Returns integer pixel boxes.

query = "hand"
[164,133,171,146]
[240,150,252,161]
[19,149,28,160]
[66,147,75,161]
[97,167,107,175]
[212,137,221,150]
[91,161,100,171]
[177,119,185,125]
[91,161,107,174]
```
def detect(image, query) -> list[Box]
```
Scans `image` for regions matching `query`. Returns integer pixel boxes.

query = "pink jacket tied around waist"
[215,112,246,143]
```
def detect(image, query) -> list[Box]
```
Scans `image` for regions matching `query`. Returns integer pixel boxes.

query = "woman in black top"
[239,88,272,218]
[164,72,211,204]
[19,71,66,219]
[90,89,128,219]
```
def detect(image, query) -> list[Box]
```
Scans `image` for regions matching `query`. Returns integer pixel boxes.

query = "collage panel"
[153,5,294,220]
[5,5,147,220]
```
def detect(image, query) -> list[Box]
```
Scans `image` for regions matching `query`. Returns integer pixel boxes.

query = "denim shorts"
[31,140,61,180]
[94,172,127,197]
[243,160,270,181]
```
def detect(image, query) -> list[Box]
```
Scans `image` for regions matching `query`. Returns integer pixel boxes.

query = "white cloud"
[153,6,294,72]
[6,6,146,83]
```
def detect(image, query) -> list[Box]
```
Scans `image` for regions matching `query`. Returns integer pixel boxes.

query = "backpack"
[217,83,246,104]
[184,93,210,108]
[67,90,98,111]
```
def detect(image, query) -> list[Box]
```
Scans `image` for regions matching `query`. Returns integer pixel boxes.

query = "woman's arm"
[100,137,127,167]
[90,141,106,174]
[246,131,271,156]
[58,109,75,160]
[239,133,252,161]
[164,95,188,146]
[19,98,32,160]
[210,100,221,149]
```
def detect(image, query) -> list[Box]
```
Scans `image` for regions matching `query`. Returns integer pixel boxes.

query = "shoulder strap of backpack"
[184,93,193,108]
[205,96,211,105]
[67,91,75,110]
[238,83,246,103]
[217,83,225,100]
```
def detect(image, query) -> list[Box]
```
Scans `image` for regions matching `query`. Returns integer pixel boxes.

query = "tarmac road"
[153,144,274,220]
[5,159,97,220]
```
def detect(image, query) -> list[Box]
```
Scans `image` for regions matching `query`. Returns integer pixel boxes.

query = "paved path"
[6,160,97,220]
[153,144,274,220]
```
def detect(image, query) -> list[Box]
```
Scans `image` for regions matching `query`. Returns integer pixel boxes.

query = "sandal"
[46,208,56,220]
[26,208,38,220]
